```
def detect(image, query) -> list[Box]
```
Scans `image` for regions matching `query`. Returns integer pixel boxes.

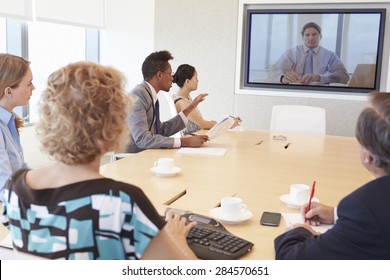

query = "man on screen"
[276,22,349,85]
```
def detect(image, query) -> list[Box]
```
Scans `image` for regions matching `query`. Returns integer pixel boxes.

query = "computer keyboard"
[163,208,254,260]
[186,223,254,260]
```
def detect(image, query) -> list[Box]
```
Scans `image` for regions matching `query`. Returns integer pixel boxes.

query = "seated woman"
[1,61,197,260]
[0,54,34,202]
[172,64,217,135]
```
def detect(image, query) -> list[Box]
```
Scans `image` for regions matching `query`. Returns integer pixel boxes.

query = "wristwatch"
[280,75,285,84]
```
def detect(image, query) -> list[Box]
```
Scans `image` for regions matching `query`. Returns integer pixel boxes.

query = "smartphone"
[260,211,281,227]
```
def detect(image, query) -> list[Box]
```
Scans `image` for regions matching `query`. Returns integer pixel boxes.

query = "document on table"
[282,213,333,234]
[207,116,235,140]
[176,147,227,156]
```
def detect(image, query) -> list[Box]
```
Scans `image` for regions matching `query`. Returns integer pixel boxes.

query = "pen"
[189,133,210,141]
[229,115,242,122]
[305,180,316,223]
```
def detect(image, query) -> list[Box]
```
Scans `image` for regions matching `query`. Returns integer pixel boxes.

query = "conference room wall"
[154,0,388,136]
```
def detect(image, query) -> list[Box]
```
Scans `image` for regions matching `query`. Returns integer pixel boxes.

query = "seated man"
[276,22,349,85]
[126,50,209,153]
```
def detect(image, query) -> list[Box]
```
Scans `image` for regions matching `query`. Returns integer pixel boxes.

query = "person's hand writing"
[282,71,301,84]
[285,223,320,236]
[230,116,241,128]
[181,135,208,147]
[300,74,320,85]
[302,201,335,226]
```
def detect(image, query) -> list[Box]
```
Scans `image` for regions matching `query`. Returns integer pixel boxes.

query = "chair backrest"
[348,64,376,88]
[270,105,326,135]
[158,92,181,138]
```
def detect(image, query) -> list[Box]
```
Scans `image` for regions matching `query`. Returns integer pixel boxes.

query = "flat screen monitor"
[243,8,386,94]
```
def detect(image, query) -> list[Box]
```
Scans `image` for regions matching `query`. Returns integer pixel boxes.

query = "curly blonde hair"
[36,61,131,165]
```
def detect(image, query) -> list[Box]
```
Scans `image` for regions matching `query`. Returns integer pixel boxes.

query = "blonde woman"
[2,61,197,260]
[0,54,34,202]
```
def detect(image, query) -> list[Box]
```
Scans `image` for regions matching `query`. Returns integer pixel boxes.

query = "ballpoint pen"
[229,115,242,122]
[304,180,316,222]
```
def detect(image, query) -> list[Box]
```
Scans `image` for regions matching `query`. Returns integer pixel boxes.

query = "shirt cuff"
[173,137,181,148]
[179,111,188,124]
[333,207,338,223]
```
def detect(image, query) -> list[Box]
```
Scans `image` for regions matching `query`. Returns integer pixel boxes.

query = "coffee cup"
[290,184,310,204]
[221,197,247,220]
[154,158,174,172]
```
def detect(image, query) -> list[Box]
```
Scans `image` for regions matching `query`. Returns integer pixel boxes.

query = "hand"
[285,223,320,236]
[282,71,301,84]
[302,202,335,226]
[164,210,197,239]
[182,93,208,117]
[300,74,320,85]
[230,116,241,128]
[181,135,208,147]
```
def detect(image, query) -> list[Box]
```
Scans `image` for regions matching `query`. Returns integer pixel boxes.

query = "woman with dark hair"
[0,54,34,202]
[172,64,217,135]
[274,91,390,259]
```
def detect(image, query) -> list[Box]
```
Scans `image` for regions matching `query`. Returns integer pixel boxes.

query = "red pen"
[304,180,316,222]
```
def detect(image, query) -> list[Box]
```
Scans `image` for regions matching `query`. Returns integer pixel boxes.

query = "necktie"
[304,49,313,74]
[155,100,160,134]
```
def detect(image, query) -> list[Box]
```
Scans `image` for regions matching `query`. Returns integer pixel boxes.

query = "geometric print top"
[1,169,165,260]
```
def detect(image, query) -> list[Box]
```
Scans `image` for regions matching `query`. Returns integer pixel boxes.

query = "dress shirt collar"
[303,45,320,55]
[0,106,12,126]
[145,81,158,104]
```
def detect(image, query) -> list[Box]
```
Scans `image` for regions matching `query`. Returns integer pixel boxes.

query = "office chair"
[158,92,182,138]
[270,105,326,135]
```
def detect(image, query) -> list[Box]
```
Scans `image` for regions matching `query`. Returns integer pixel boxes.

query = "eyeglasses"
[161,70,175,77]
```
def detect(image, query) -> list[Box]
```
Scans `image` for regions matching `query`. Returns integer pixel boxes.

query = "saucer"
[150,166,181,177]
[280,194,319,208]
[208,207,253,225]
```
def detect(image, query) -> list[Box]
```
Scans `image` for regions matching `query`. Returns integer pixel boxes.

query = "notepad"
[176,148,227,156]
[207,116,235,139]
[282,212,333,234]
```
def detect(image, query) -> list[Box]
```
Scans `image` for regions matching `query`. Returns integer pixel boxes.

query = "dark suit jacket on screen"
[274,175,390,259]
[126,81,185,153]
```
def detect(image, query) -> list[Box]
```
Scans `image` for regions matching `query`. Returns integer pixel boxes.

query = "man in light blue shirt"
[0,108,28,202]
[277,22,349,85]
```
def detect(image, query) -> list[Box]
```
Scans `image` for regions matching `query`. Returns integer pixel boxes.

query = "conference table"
[99,128,372,260]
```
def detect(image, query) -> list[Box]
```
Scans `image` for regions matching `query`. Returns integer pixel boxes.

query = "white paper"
[206,116,235,139]
[282,212,333,234]
[176,147,227,156]
[0,232,13,248]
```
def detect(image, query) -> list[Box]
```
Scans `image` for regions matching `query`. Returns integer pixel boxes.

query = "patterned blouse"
[173,95,202,135]
[2,169,165,260]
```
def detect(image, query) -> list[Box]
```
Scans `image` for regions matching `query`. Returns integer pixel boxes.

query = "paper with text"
[207,116,235,139]
[176,148,227,156]
[282,212,333,234]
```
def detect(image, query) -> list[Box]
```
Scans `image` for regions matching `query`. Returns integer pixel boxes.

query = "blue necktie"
[304,49,313,74]
[155,100,160,134]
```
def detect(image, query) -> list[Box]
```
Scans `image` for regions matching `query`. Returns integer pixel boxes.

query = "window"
[0,18,99,123]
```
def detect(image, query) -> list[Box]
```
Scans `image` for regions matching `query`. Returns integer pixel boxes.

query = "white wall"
[100,0,155,91]
[154,0,390,136]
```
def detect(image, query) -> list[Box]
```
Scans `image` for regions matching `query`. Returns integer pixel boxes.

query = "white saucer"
[150,166,181,177]
[279,194,319,209]
[208,207,253,225]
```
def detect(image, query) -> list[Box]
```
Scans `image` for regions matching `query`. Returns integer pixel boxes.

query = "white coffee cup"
[154,158,174,172]
[221,197,247,220]
[290,184,310,204]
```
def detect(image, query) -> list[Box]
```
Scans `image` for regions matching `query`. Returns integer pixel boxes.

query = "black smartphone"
[260,211,281,227]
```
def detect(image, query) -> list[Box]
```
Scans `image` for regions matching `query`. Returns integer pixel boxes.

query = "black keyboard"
[186,223,254,260]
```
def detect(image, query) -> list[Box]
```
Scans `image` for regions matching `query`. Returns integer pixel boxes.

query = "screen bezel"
[241,7,386,96]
